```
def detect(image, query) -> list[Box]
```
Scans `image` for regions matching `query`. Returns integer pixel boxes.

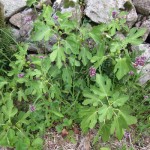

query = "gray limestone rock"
[1,0,27,18]
[84,0,137,27]
[53,0,82,23]
[133,0,150,15]
[9,9,36,40]
[132,44,150,84]
[140,19,150,41]
[139,64,150,85]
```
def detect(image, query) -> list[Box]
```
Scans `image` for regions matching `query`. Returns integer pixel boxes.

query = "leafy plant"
[0,3,148,149]
[0,28,17,75]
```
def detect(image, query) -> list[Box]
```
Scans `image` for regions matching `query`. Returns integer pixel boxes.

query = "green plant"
[0,4,147,149]
[0,27,17,75]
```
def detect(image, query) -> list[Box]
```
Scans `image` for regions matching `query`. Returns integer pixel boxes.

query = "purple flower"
[18,73,25,78]
[144,95,149,99]
[53,15,58,20]
[124,131,130,139]
[134,56,146,67]
[89,67,96,77]
[129,71,134,76]
[112,11,117,18]
[30,63,35,69]
[24,16,32,23]
[29,104,36,112]
[38,56,46,59]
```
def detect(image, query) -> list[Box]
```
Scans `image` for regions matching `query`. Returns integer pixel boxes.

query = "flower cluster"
[134,56,146,67]
[144,95,149,99]
[18,73,25,78]
[89,67,96,77]
[29,104,36,112]
[24,16,32,24]
[112,11,117,19]
[38,55,46,59]
[128,71,134,76]
[124,131,130,139]
[53,15,58,20]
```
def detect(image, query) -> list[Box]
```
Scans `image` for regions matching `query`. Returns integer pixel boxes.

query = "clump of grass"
[0,3,17,75]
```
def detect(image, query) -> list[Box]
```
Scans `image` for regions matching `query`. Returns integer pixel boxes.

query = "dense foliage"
[0,3,149,150]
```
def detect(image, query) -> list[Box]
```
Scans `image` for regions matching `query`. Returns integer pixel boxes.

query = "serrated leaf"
[42,5,53,20]
[83,91,100,106]
[2,96,18,119]
[69,57,80,66]
[32,23,51,41]
[89,25,106,43]
[50,45,66,68]
[131,28,146,39]
[96,74,112,97]
[79,107,98,132]
[100,124,111,141]
[18,89,27,101]
[112,92,129,107]
[111,115,127,140]
[91,56,107,68]
[125,28,146,45]
[8,129,16,143]
[120,111,137,125]
[62,68,72,85]
[110,42,121,52]
[79,47,92,66]
[98,105,108,122]
[114,58,130,80]
[65,34,80,54]
[0,131,8,146]
[50,50,57,62]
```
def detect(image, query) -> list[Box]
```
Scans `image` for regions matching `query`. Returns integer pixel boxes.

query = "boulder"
[53,0,82,23]
[132,44,150,84]
[61,6,81,23]
[133,0,150,15]
[9,9,36,40]
[84,0,137,27]
[135,16,150,41]
[126,6,138,27]
[11,28,20,39]
[1,0,27,18]
[139,64,150,85]
[132,44,150,62]
[140,19,150,41]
